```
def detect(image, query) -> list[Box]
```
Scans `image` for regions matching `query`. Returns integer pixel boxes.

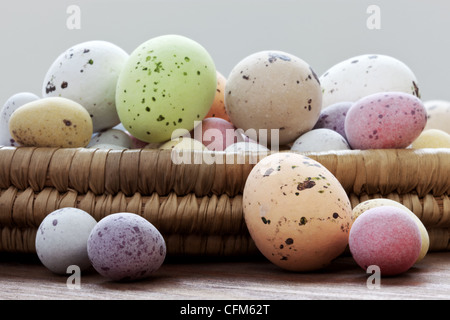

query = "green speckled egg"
[116,35,217,143]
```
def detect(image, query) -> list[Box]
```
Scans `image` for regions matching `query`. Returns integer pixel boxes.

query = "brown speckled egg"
[9,97,93,147]
[243,152,352,272]
[225,51,322,146]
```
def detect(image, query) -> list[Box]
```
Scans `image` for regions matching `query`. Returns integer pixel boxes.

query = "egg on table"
[352,198,429,262]
[42,40,129,132]
[116,34,217,144]
[320,54,420,109]
[225,50,322,146]
[9,97,93,148]
[0,92,40,146]
[243,152,353,272]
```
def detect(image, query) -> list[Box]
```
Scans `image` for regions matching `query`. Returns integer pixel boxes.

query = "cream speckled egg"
[160,137,206,150]
[243,152,352,271]
[224,141,269,153]
[320,54,420,109]
[225,51,322,146]
[0,92,40,146]
[42,41,129,132]
[423,100,450,134]
[291,128,350,152]
[35,207,97,274]
[411,129,450,149]
[9,97,93,147]
[352,198,429,262]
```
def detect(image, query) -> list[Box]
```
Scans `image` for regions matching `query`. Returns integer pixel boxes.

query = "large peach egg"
[243,152,352,271]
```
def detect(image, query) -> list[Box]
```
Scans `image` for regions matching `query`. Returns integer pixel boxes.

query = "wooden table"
[1,251,449,301]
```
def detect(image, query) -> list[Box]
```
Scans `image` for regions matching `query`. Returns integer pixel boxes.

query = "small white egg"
[291,128,350,152]
[35,207,97,274]
[224,141,270,153]
[88,128,132,148]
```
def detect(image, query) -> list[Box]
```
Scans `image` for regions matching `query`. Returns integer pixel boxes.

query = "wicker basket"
[0,146,448,256]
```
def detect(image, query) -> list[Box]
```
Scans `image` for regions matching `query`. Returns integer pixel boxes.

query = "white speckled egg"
[88,128,132,148]
[291,128,351,152]
[320,54,420,109]
[87,212,166,281]
[243,152,353,271]
[352,198,429,262]
[225,50,322,146]
[35,207,97,274]
[0,92,40,146]
[116,35,217,144]
[423,100,450,134]
[9,97,93,147]
[42,41,129,132]
[224,141,270,153]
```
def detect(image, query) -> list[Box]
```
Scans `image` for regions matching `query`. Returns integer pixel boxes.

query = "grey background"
[1,0,449,106]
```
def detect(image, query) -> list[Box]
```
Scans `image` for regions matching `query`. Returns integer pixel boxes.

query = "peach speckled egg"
[9,97,93,148]
[345,92,427,149]
[423,100,450,134]
[243,152,352,272]
[205,71,229,122]
[352,198,429,262]
[411,129,450,149]
[225,50,322,146]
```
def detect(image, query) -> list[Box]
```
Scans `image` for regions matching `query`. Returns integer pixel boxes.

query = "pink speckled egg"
[349,206,421,276]
[87,212,166,282]
[345,92,427,149]
[192,117,241,151]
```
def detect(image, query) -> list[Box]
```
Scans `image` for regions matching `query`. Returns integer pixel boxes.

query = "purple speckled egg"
[313,101,352,140]
[87,212,166,281]
[345,92,427,149]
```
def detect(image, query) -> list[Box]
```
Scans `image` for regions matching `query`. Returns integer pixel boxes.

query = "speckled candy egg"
[42,41,129,132]
[87,212,166,281]
[0,92,40,146]
[349,206,422,276]
[225,51,322,146]
[320,54,420,109]
[88,128,132,149]
[205,71,229,121]
[411,129,450,149]
[423,100,450,134]
[193,117,240,151]
[313,101,352,140]
[116,35,217,144]
[291,128,351,152]
[345,92,427,149]
[243,152,353,271]
[35,208,97,274]
[160,137,206,151]
[352,198,429,262]
[9,97,93,147]
[224,141,270,153]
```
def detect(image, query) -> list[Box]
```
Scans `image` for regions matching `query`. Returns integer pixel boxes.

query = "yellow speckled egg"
[160,137,206,150]
[352,198,429,262]
[411,129,450,149]
[9,97,93,148]
[243,152,353,271]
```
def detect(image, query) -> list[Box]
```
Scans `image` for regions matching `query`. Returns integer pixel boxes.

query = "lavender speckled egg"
[0,92,40,146]
[35,208,97,274]
[320,54,420,109]
[87,212,166,282]
[313,101,352,140]
[225,50,322,146]
[345,92,427,149]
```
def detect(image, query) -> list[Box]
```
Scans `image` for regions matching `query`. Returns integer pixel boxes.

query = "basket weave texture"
[0,147,449,256]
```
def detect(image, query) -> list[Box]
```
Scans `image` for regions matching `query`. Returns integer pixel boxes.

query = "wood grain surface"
[0,251,449,300]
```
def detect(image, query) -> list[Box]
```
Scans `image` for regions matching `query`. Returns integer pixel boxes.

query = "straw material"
[0,146,449,256]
